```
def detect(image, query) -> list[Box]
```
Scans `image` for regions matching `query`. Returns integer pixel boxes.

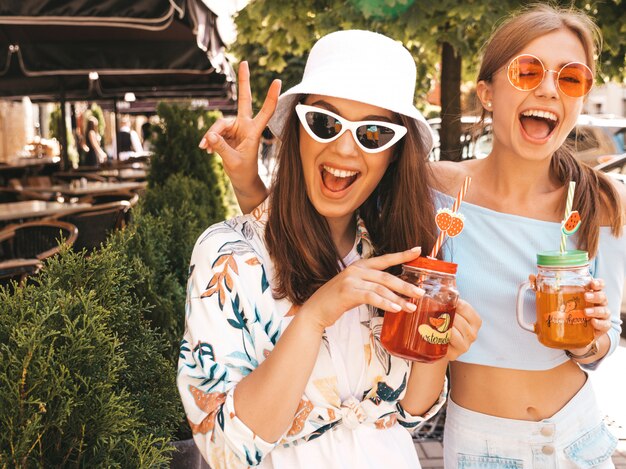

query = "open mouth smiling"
[320,164,360,193]
[519,109,559,140]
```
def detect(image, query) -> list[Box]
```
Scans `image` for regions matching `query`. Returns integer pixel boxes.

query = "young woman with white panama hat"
[179,30,481,468]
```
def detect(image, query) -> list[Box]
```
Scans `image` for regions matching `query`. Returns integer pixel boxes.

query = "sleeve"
[396,376,448,431]
[177,225,281,468]
[581,230,625,370]
[130,130,143,153]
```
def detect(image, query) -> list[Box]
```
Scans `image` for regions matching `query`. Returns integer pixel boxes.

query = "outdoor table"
[118,150,152,162]
[21,181,147,197]
[0,201,92,223]
[0,156,61,170]
[96,169,147,181]
[0,156,61,186]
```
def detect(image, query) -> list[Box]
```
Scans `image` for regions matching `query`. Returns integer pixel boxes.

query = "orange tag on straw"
[435,208,465,237]
[430,176,472,258]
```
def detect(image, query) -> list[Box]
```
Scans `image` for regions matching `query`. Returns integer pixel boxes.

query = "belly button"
[526,406,540,420]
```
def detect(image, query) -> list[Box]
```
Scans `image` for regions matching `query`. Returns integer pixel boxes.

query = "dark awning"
[0,0,236,105]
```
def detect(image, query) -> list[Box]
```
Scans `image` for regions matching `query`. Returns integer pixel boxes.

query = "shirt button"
[540,426,554,437]
[542,445,555,455]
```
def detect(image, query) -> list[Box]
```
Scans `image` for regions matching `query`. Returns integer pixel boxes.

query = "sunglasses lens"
[304,111,341,140]
[508,55,544,90]
[355,124,397,150]
[558,63,593,97]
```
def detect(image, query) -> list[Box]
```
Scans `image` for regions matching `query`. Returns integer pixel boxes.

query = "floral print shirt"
[177,201,447,468]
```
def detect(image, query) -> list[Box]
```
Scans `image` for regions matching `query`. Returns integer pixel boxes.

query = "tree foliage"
[233,0,625,111]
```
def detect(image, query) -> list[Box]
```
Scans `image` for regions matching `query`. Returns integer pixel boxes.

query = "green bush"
[148,103,223,187]
[114,174,229,367]
[147,102,239,218]
[111,207,187,362]
[141,174,227,282]
[0,243,179,468]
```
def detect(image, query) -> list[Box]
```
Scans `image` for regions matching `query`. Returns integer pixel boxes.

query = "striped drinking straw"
[560,181,576,254]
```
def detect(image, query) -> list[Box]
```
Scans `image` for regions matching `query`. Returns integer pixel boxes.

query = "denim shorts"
[443,377,617,468]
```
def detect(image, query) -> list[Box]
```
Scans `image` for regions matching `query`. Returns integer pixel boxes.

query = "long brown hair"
[266,95,437,305]
[477,3,623,256]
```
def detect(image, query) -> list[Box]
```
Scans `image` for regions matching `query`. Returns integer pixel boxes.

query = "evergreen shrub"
[0,243,179,468]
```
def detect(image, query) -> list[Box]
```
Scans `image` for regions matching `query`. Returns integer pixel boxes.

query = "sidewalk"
[414,338,626,468]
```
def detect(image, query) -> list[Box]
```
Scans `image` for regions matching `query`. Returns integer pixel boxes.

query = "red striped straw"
[429,176,472,258]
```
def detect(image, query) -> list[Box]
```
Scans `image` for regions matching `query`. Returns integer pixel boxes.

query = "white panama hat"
[268,29,434,152]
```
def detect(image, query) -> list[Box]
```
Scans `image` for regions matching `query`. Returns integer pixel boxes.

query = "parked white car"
[569,114,626,167]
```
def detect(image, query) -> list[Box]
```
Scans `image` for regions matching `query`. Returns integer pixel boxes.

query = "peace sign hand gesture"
[199,61,281,209]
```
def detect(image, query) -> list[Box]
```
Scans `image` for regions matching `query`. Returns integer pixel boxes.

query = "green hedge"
[0,243,178,468]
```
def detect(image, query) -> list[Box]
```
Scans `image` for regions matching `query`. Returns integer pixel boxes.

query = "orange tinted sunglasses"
[506,54,593,98]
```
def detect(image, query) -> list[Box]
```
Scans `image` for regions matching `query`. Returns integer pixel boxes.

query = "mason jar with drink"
[516,250,594,349]
[380,177,471,363]
[380,257,459,362]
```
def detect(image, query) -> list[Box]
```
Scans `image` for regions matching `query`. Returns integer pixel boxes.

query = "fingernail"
[412,287,424,297]
[410,246,421,253]
[207,133,218,144]
[198,137,207,148]
[585,308,594,316]
[391,303,402,312]
[406,302,417,312]
[584,292,594,300]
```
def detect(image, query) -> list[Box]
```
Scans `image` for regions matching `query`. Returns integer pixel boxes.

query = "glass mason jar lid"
[404,256,458,275]
[536,249,589,267]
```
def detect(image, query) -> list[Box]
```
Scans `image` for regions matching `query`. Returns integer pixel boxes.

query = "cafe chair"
[49,200,131,253]
[77,191,139,225]
[24,175,55,188]
[78,190,139,207]
[0,220,78,287]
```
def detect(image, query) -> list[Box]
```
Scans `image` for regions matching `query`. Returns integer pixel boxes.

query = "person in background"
[84,116,107,167]
[182,30,481,469]
[141,121,156,152]
[260,126,277,170]
[117,116,143,154]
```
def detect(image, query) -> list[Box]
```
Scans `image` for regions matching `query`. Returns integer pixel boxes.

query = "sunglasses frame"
[506,54,594,98]
[295,104,407,154]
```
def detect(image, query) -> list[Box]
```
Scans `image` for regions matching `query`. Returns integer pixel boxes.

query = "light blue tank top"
[435,191,625,370]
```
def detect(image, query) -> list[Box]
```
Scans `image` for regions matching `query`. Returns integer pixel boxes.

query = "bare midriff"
[449,360,586,421]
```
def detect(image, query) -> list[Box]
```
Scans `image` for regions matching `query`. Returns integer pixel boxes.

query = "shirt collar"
[355,213,374,259]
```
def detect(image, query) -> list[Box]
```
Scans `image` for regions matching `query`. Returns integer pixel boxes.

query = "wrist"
[565,338,599,360]
[292,305,326,336]
[233,175,267,199]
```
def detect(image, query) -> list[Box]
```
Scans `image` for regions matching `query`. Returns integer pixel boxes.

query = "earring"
[485,101,492,109]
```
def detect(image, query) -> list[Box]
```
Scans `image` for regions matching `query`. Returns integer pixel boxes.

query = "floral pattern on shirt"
[177,200,447,468]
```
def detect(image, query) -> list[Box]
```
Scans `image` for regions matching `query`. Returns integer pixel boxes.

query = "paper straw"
[430,176,472,258]
[451,176,472,213]
[560,181,576,254]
